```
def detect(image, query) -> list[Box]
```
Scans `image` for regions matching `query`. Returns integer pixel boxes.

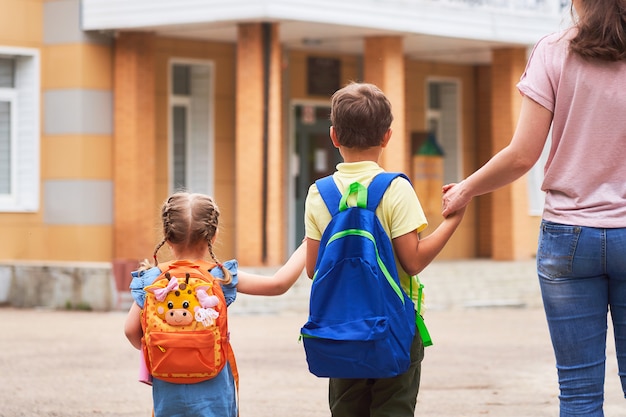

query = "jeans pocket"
[537,220,581,279]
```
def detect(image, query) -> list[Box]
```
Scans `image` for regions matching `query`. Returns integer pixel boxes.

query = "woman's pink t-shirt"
[517,29,626,227]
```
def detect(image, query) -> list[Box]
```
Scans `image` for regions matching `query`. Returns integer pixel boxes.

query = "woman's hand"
[442,181,472,218]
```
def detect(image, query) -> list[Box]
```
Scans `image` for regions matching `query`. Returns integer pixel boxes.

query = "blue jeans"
[537,220,626,416]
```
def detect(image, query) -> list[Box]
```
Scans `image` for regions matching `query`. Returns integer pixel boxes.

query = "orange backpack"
[141,260,238,385]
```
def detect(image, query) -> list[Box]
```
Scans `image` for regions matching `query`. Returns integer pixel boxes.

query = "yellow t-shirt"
[304,161,428,309]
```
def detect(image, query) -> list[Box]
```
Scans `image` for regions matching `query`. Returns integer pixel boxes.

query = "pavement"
[2,260,626,416]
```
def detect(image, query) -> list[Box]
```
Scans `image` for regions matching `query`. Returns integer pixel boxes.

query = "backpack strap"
[316,172,411,215]
[315,175,343,216]
[157,260,217,279]
[409,275,433,347]
[366,172,410,211]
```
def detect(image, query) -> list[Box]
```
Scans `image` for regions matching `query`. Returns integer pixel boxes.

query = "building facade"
[1,0,571,274]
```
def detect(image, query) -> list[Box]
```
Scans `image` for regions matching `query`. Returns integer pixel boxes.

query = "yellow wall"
[43,42,113,261]
[41,42,113,184]
[42,43,112,90]
[0,0,42,47]
[0,0,117,262]
[42,135,112,179]
[0,214,110,260]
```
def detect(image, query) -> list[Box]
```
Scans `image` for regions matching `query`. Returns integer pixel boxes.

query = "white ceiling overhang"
[81,0,571,64]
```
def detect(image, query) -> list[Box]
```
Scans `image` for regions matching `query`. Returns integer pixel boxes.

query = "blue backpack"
[301,172,431,379]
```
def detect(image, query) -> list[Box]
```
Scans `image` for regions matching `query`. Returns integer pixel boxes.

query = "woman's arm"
[237,240,307,296]
[442,96,553,217]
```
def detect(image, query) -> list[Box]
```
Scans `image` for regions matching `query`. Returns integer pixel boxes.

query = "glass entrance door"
[293,104,341,246]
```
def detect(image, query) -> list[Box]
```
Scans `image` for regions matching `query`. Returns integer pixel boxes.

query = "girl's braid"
[153,197,174,266]
[205,201,232,284]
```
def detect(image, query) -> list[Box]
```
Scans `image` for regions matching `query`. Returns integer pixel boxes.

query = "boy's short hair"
[330,82,393,149]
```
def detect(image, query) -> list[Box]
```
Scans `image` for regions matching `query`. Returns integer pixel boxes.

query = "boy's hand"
[444,204,466,221]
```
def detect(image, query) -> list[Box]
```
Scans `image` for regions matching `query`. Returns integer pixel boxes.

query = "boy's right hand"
[445,204,466,222]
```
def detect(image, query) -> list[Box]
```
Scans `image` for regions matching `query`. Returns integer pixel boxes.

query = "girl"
[124,192,306,417]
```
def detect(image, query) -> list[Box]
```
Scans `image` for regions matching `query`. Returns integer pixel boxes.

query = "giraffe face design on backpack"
[145,273,220,327]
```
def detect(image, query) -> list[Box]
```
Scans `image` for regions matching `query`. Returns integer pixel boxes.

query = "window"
[169,61,214,195]
[0,50,39,212]
[0,58,16,198]
[426,80,461,184]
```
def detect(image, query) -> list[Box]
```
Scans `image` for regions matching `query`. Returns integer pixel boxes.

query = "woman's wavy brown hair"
[570,0,626,61]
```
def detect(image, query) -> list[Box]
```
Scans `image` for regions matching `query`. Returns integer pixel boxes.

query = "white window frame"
[0,91,17,202]
[167,58,215,196]
[0,47,40,213]
[425,78,463,184]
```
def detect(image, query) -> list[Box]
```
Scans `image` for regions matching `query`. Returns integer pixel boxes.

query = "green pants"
[328,328,425,417]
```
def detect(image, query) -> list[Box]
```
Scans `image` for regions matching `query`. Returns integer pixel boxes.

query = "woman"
[442,1,626,415]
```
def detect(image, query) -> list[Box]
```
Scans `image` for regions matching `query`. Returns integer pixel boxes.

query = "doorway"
[292,104,341,248]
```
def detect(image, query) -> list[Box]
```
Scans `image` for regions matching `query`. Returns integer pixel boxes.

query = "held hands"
[442,181,471,218]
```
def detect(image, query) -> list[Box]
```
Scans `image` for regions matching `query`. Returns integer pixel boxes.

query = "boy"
[304,82,465,417]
